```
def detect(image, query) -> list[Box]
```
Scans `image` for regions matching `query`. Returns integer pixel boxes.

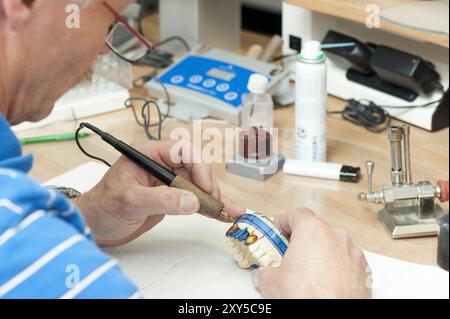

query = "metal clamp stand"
[358,125,444,239]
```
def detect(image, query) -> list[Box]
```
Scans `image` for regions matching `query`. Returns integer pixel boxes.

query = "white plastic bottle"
[241,74,274,129]
[295,41,328,162]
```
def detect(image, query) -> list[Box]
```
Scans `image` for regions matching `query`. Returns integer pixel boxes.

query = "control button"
[203,79,217,88]
[189,75,203,84]
[170,75,184,84]
[216,83,230,92]
[224,92,239,101]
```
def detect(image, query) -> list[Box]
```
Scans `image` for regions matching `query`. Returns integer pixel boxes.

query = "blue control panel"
[159,56,257,108]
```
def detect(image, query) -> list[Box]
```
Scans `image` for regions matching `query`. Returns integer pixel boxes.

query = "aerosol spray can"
[295,41,328,162]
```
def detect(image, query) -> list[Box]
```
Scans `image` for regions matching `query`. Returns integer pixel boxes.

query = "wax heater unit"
[147,45,292,125]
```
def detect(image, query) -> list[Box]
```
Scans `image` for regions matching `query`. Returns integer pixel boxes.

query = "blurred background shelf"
[285,0,449,48]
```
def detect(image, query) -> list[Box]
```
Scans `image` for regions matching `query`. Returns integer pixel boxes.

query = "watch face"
[48,186,82,199]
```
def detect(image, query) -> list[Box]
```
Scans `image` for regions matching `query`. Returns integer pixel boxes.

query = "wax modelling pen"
[78,123,225,219]
[20,132,90,145]
[283,160,361,183]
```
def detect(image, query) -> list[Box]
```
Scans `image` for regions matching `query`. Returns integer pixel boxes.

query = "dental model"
[226,211,289,269]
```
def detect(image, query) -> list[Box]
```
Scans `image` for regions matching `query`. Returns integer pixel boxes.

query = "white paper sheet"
[45,162,450,299]
[44,161,110,193]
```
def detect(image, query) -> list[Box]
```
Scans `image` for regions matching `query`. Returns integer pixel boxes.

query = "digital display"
[207,68,236,81]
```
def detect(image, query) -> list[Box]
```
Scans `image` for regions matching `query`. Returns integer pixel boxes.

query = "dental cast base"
[226,211,289,269]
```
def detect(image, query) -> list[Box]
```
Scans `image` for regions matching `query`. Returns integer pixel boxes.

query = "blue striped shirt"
[0,115,141,299]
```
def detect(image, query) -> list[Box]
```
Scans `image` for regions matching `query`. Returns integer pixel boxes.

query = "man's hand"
[75,140,245,247]
[252,208,372,299]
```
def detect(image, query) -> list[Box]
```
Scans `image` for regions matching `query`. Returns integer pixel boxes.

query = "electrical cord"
[75,124,113,168]
[133,70,158,88]
[127,72,173,140]
[432,80,445,93]
[328,99,391,133]
[136,5,190,66]
[75,88,169,165]
[124,97,163,140]
[330,88,446,133]
[137,11,191,53]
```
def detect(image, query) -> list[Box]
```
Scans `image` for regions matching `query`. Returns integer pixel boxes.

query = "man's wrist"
[71,192,104,242]
[48,185,91,220]
[71,192,94,221]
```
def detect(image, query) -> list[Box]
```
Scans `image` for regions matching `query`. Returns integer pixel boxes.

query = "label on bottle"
[295,121,327,162]
[295,58,327,162]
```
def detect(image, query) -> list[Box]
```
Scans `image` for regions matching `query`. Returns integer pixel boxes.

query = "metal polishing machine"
[358,125,444,239]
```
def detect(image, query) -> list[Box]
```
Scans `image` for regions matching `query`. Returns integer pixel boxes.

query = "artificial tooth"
[253,248,265,259]
[248,242,260,253]
[259,255,271,267]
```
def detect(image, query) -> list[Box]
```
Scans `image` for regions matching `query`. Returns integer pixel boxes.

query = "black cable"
[124,97,163,140]
[137,5,190,54]
[128,70,173,141]
[328,99,391,133]
[133,71,157,88]
[75,122,177,185]
[75,125,112,167]
[137,12,191,54]
[155,77,172,120]
[432,80,445,93]
[330,88,446,133]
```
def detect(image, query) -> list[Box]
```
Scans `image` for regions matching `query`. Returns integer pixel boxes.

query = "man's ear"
[2,0,41,31]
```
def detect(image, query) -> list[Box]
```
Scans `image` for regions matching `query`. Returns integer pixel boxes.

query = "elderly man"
[0,0,370,299]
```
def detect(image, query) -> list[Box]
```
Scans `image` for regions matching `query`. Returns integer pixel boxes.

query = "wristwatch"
[47,186,82,199]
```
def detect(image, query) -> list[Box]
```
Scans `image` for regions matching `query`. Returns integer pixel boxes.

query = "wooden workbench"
[16,15,449,267]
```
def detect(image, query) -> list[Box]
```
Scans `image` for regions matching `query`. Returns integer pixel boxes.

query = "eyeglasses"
[102,1,153,63]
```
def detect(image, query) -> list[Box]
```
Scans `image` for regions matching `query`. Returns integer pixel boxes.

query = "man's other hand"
[252,208,372,299]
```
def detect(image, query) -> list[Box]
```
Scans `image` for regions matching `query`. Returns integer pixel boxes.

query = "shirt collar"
[0,114,33,173]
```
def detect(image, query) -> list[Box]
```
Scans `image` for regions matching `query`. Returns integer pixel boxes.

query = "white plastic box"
[159,0,241,54]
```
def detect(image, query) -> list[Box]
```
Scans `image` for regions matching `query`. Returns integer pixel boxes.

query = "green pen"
[19,132,90,145]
